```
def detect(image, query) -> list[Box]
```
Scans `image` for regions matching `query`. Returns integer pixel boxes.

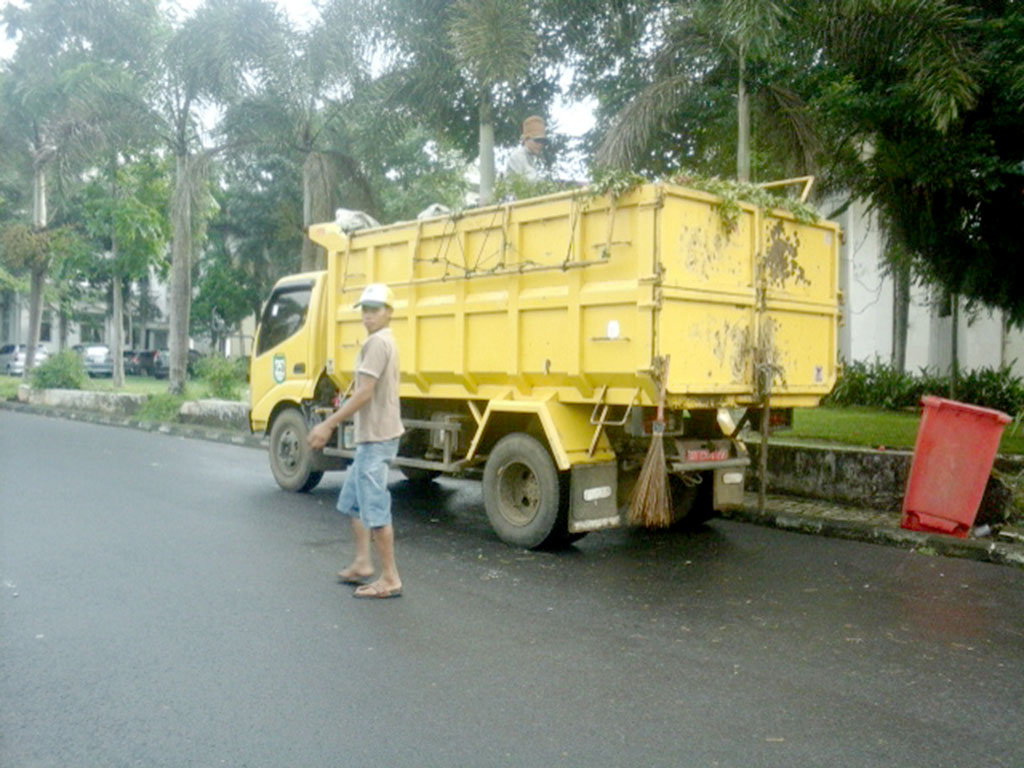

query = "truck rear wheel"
[670,472,716,528]
[269,408,324,492]
[399,466,442,483]
[483,433,569,549]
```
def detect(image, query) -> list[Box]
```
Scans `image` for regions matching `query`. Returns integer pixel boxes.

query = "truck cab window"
[256,285,312,355]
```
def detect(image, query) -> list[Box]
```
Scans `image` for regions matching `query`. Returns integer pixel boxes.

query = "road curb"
[726,499,1024,570]
[0,399,267,450]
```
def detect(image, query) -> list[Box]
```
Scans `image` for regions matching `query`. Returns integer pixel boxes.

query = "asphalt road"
[2,410,1023,768]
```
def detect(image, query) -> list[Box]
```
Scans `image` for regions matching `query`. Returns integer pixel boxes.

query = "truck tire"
[483,433,569,549]
[670,472,716,528]
[269,408,324,493]
[399,466,442,484]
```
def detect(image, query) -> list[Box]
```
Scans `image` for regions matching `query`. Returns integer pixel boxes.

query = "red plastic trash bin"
[900,396,1011,538]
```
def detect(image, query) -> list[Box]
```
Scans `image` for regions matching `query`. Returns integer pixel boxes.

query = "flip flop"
[336,569,372,585]
[353,582,403,600]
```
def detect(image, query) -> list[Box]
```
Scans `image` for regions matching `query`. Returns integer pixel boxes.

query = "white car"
[73,344,114,377]
[0,343,50,376]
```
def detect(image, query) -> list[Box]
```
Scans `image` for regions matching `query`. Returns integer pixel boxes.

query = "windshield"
[256,283,313,356]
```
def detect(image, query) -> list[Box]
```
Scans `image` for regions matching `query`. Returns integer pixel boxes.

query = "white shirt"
[506,145,540,181]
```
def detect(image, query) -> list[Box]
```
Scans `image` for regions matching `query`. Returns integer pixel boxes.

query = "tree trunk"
[737,51,750,183]
[168,153,195,395]
[892,258,911,371]
[25,164,48,372]
[950,293,959,399]
[112,260,125,388]
[301,152,338,272]
[26,266,45,372]
[478,94,495,206]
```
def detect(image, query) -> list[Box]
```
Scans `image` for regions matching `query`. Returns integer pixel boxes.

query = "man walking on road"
[307,283,404,599]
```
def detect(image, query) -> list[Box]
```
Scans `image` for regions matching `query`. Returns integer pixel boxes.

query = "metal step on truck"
[248,180,840,548]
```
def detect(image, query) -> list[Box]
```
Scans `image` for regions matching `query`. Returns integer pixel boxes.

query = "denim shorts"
[336,438,400,529]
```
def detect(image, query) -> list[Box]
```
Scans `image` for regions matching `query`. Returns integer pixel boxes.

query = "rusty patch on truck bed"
[763,221,809,287]
[718,324,752,383]
[677,213,735,281]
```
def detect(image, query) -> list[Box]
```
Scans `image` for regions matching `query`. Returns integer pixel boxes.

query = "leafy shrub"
[956,366,1024,416]
[824,358,920,410]
[195,355,245,400]
[826,358,1024,417]
[30,350,87,390]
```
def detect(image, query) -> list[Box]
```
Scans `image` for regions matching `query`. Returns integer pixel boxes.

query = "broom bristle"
[628,433,673,528]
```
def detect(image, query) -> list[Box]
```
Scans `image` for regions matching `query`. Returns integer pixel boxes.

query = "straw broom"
[629,357,673,528]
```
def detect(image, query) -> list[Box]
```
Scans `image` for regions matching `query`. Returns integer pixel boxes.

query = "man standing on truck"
[505,115,547,182]
[307,283,405,599]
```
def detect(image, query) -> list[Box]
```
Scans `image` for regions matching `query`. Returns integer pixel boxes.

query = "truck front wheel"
[269,409,324,492]
[483,433,569,549]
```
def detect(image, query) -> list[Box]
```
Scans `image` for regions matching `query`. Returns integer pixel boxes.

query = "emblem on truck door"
[273,354,286,384]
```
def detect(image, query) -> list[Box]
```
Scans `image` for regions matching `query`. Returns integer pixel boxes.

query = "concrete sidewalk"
[3,397,1022,569]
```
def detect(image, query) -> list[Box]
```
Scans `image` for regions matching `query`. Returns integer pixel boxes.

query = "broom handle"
[655,356,670,423]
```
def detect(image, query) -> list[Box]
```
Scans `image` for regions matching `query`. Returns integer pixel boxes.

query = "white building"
[832,197,1024,376]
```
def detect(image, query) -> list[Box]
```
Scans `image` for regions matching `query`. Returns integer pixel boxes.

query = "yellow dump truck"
[249,181,840,547]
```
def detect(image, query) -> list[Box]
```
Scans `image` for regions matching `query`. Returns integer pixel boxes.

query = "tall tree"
[363,0,558,185]
[220,1,370,272]
[155,0,281,393]
[448,0,537,204]
[75,155,170,386]
[200,149,305,350]
[591,0,815,180]
[812,0,1024,321]
[0,0,159,371]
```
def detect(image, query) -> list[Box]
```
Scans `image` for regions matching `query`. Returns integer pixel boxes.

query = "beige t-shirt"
[353,327,404,443]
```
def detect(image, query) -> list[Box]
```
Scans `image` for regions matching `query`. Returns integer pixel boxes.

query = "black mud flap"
[569,462,620,533]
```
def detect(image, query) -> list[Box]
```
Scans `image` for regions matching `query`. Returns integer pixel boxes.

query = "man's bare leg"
[354,525,401,597]
[338,518,374,582]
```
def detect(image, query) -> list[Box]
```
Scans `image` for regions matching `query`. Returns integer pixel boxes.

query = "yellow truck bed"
[308,181,840,410]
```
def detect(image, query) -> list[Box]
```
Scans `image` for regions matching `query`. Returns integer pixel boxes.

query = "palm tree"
[594,0,979,183]
[0,0,160,371]
[595,0,810,181]
[361,0,557,205]
[448,0,537,204]
[220,0,369,272]
[154,0,282,394]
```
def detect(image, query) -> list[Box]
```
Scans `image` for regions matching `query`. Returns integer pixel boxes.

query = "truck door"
[250,279,316,414]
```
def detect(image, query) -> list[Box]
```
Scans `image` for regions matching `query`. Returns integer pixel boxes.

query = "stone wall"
[747,440,1021,526]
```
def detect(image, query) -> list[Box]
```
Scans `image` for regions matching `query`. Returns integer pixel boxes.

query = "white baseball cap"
[354,283,394,309]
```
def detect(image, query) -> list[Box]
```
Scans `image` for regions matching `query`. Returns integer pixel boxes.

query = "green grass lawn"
[0,374,202,400]
[775,405,1024,455]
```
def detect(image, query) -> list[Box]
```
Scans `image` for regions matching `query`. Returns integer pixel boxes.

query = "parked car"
[128,349,158,376]
[152,348,202,379]
[152,349,169,379]
[73,344,114,377]
[0,343,50,376]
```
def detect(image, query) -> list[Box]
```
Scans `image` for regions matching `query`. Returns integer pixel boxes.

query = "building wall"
[832,196,1024,378]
